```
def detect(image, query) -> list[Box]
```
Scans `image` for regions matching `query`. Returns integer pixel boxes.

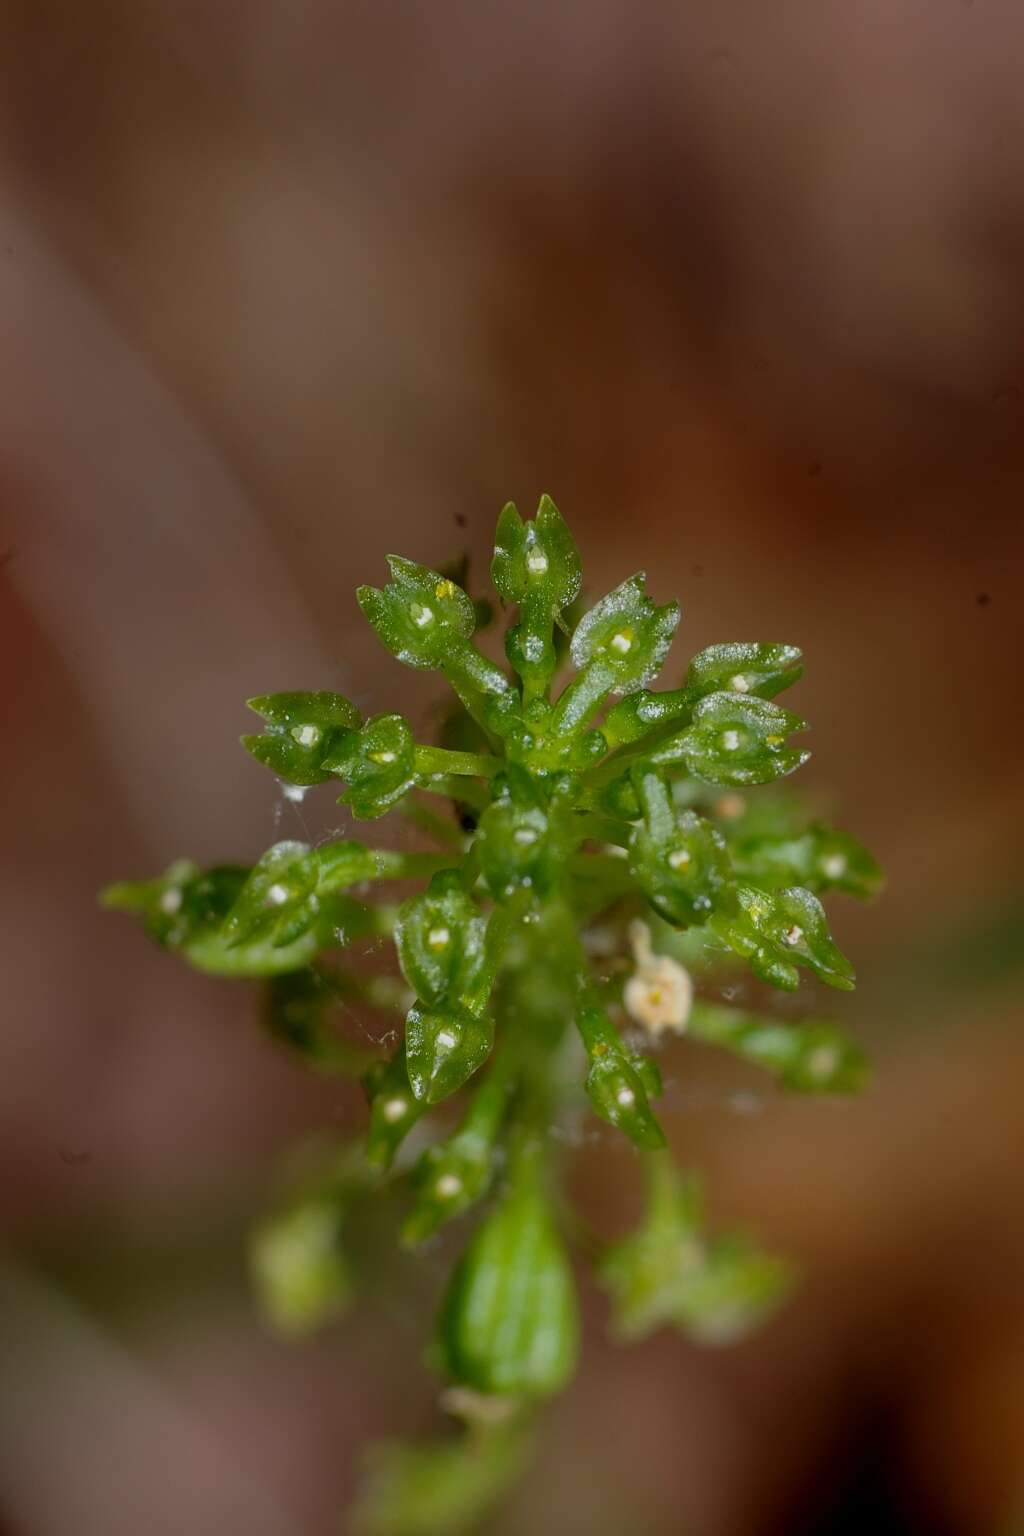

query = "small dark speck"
[993,384,1020,407]
[808,461,823,479]
[59,1146,93,1167]
[708,45,736,68]
[691,563,704,578]
[3,245,13,256]
[454,512,467,529]
[0,546,16,569]
[976,592,990,607]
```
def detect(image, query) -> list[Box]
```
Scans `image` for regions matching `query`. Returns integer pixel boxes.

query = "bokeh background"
[2,3,1023,1533]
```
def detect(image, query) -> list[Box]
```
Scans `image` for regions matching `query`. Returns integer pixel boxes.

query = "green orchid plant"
[105,497,881,1534]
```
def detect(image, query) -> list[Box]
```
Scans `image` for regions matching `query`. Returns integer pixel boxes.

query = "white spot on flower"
[409,603,434,628]
[623,920,693,1036]
[513,827,538,846]
[783,924,803,947]
[282,783,310,803]
[435,1173,463,1199]
[609,630,633,655]
[616,1086,636,1107]
[160,887,183,914]
[427,926,450,950]
[729,674,750,692]
[436,1029,458,1050]
[266,882,290,906]
[526,551,549,575]
[808,1044,839,1081]
[721,729,741,751]
[290,723,321,747]
[667,847,691,870]
[382,1097,408,1123]
[821,853,847,880]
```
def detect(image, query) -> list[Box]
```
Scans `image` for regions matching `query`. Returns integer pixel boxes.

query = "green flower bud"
[354,1422,529,1536]
[364,1046,427,1169]
[402,1133,494,1247]
[221,840,318,948]
[475,772,558,900]
[105,859,321,976]
[323,713,418,819]
[685,642,803,702]
[599,1157,791,1344]
[730,820,884,899]
[394,871,487,1007]
[601,686,693,748]
[492,496,582,699]
[687,1000,868,1093]
[358,556,477,671]
[557,575,679,733]
[576,1005,666,1150]
[491,495,581,612]
[665,692,809,788]
[438,1148,578,1397]
[242,690,361,786]
[713,884,855,992]
[629,772,735,928]
[102,859,244,950]
[405,1003,495,1104]
[570,574,680,691]
[251,1193,351,1335]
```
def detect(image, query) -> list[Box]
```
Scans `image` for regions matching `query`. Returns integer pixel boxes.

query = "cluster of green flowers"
[105,497,880,1534]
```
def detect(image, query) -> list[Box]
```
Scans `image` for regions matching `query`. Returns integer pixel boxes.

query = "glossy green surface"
[104,496,881,1532]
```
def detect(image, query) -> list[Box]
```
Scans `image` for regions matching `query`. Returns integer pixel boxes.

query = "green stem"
[548,661,616,736]
[395,795,467,850]
[414,746,501,780]
[572,812,633,850]
[442,642,518,744]
[631,770,675,842]
[463,893,530,1016]
[369,850,456,882]
[418,775,490,812]
[459,1041,518,1145]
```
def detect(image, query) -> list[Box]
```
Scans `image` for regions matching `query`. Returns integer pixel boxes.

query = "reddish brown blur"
[1,5,1023,1534]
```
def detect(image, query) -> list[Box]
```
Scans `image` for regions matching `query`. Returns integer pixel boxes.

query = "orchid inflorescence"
[105,497,881,1534]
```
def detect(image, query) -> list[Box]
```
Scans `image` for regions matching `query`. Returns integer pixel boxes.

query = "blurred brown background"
[1,3,1023,1533]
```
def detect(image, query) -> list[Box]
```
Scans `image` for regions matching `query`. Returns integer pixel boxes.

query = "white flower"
[623,920,693,1036]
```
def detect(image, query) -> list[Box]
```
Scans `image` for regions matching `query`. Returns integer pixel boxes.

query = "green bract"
[685,641,803,701]
[395,872,487,1007]
[251,1192,352,1335]
[600,1156,792,1344]
[728,818,884,898]
[713,884,856,992]
[666,692,809,788]
[104,495,881,1535]
[404,1003,495,1104]
[243,690,362,785]
[492,495,581,702]
[358,556,478,670]
[629,775,735,927]
[576,1004,666,1149]
[324,714,418,818]
[438,1140,579,1398]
